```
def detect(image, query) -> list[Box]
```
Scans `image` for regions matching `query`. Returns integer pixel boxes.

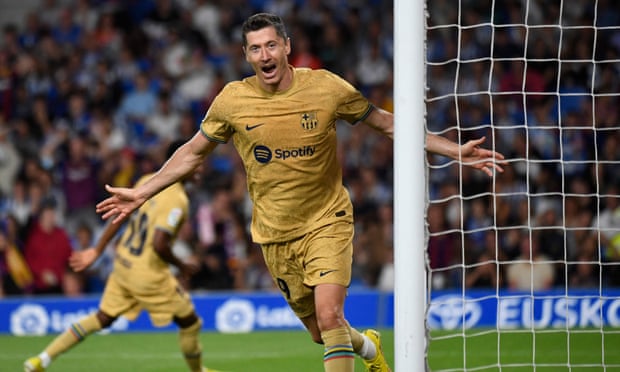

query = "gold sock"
[179,318,203,372]
[345,322,365,354]
[321,326,355,372]
[45,313,102,359]
[346,323,375,359]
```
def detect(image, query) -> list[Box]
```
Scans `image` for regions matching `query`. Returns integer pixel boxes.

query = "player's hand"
[460,136,506,177]
[96,185,143,224]
[69,248,98,272]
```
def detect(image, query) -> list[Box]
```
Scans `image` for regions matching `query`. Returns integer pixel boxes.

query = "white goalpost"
[394,0,427,371]
[396,0,620,370]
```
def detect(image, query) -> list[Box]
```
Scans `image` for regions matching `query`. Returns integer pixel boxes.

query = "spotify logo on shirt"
[254,145,316,164]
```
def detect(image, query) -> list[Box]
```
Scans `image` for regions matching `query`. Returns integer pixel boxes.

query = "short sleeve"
[199,87,235,143]
[328,71,373,124]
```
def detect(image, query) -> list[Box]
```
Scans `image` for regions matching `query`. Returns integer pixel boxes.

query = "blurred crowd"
[0,0,395,297]
[426,0,620,291]
[0,0,618,299]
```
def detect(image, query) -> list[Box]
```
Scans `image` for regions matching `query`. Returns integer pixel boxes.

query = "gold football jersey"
[200,67,373,243]
[114,174,188,283]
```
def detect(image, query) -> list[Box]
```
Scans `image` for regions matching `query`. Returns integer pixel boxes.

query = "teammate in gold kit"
[24,143,219,372]
[96,13,505,372]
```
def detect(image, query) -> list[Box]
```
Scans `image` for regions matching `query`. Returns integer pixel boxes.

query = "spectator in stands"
[427,202,461,289]
[59,134,101,236]
[466,230,504,289]
[4,178,30,227]
[355,41,391,93]
[506,231,555,291]
[0,122,22,197]
[146,91,181,144]
[37,0,63,30]
[23,198,72,295]
[18,12,43,51]
[289,30,322,70]
[92,11,122,53]
[464,198,493,255]
[51,8,82,48]
[318,20,355,76]
[0,222,33,296]
[190,222,234,291]
[141,0,181,44]
[569,252,600,289]
[115,72,158,149]
[534,199,565,284]
[65,90,92,134]
[593,186,620,261]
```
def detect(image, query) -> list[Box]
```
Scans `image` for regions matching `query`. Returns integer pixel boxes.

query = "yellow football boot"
[362,329,391,372]
[24,356,45,372]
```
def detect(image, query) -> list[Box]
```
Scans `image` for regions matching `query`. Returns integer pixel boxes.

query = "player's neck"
[259,65,294,94]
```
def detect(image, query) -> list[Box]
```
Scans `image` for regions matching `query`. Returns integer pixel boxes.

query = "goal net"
[423,0,620,370]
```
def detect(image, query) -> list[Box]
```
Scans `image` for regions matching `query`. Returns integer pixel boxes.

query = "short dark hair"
[241,13,288,47]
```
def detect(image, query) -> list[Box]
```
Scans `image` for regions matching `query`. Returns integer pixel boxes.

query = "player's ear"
[242,46,249,61]
[285,37,291,55]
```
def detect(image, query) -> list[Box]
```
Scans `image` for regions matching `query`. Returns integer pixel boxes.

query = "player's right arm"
[96,132,218,224]
[69,220,124,272]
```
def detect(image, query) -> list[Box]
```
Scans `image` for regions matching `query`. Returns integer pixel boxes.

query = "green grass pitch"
[1,329,393,372]
[2,328,619,371]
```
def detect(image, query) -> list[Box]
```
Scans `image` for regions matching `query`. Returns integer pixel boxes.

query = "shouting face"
[244,25,292,93]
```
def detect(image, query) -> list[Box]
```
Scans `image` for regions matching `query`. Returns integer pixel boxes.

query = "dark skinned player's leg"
[174,312,204,372]
[24,309,115,371]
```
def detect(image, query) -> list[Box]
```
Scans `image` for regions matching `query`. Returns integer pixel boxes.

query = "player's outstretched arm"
[96,132,218,224]
[426,133,505,177]
[361,108,504,176]
[361,106,394,139]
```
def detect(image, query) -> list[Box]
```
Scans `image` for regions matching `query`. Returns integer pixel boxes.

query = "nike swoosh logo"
[245,123,265,131]
[319,270,338,277]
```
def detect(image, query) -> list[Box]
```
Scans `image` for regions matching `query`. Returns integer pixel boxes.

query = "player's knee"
[95,310,117,328]
[315,308,345,332]
[178,316,202,356]
[174,312,199,329]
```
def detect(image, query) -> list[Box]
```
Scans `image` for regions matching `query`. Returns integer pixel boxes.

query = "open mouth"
[261,64,276,75]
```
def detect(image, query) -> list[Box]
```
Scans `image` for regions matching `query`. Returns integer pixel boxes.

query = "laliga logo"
[10,304,49,335]
[215,299,256,333]
[428,295,482,330]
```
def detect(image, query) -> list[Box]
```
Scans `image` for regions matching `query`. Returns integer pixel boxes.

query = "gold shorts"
[99,268,195,327]
[261,221,353,319]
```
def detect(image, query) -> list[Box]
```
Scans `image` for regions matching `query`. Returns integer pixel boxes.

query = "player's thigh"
[137,275,195,327]
[262,238,314,318]
[99,272,140,319]
[261,221,353,319]
[303,220,353,288]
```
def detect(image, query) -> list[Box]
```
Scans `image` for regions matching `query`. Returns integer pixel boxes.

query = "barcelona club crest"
[300,112,318,130]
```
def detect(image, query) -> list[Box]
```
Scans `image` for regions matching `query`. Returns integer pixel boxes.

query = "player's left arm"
[362,108,505,176]
[361,106,394,139]
[426,134,505,176]
[153,229,197,278]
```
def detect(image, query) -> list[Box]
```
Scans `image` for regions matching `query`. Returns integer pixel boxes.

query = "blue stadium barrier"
[2,289,618,335]
[0,289,393,335]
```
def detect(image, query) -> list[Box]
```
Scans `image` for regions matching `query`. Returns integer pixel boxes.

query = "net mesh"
[424,0,620,370]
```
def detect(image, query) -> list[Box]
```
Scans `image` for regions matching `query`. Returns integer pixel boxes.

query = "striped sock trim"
[183,351,202,359]
[69,323,87,341]
[323,344,355,362]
